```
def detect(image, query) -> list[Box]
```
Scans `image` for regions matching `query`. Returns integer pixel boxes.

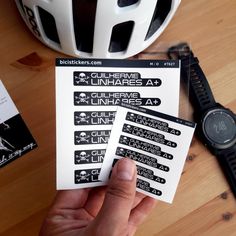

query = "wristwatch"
[168,43,236,198]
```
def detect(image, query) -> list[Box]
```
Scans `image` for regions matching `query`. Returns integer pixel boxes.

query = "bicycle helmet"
[15,0,181,58]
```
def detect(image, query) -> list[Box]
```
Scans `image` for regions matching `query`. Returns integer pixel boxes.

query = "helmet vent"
[38,7,60,44]
[72,0,97,53]
[118,0,139,7]
[145,0,172,40]
[109,21,134,53]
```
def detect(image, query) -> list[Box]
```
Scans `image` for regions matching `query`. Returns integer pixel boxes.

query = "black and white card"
[99,103,196,203]
[56,58,180,189]
[0,81,37,167]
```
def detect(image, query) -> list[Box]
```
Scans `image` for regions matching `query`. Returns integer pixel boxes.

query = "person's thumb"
[89,158,137,235]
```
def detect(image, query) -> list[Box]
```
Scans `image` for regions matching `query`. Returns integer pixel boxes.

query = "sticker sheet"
[0,80,37,167]
[99,103,196,203]
[56,58,180,189]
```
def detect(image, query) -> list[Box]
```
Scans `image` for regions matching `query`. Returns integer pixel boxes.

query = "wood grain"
[0,0,235,235]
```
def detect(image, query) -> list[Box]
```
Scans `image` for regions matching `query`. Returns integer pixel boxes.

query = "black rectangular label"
[119,135,173,159]
[75,149,105,164]
[126,112,181,135]
[74,130,111,145]
[74,111,116,125]
[115,147,169,171]
[74,71,161,87]
[75,168,101,184]
[122,123,177,148]
[74,92,160,106]
[136,178,162,196]
[137,165,165,184]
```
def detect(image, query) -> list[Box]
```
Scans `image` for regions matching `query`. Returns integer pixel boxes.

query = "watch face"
[203,108,236,149]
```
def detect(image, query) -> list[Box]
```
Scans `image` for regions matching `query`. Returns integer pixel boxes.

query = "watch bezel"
[202,108,236,150]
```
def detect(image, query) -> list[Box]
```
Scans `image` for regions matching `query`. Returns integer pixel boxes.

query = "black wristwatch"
[168,43,236,198]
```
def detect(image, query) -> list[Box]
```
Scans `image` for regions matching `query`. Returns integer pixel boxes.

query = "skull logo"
[76,170,90,182]
[75,93,89,104]
[120,136,129,145]
[75,72,89,84]
[116,147,125,156]
[75,132,90,144]
[75,112,90,124]
[128,113,136,121]
[75,151,90,163]
[124,124,132,133]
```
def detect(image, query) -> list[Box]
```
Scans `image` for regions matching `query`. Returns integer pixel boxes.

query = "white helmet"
[15,0,181,58]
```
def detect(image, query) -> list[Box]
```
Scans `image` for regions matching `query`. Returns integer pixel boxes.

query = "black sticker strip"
[74,111,116,125]
[111,159,165,185]
[137,165,166,184]
[74,92,160,106]
[119,135,173,160]
[122,123,177,148]
[74,149,105,164]
[75,168,101,184]
[121,103,196,128]
[74,130,111,145]
[136,178,162,196]
[74,71,161,87]
[126,112,181,135]
[115,147,169,172]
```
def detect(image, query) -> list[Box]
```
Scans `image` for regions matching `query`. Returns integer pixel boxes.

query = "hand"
[39,158,156,236]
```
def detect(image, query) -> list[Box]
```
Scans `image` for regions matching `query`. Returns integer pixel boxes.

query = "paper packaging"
[0,80,37,167]
[56,58,180,189]
[99,103,196,203]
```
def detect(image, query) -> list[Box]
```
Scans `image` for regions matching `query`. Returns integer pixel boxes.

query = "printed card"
[0,80,37,167]
[56,58,180,189]
[99,103,196,203]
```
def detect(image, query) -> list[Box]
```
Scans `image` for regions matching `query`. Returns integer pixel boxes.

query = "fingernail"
[116,158,136,181]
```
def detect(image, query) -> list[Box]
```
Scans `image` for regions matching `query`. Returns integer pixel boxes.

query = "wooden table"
[0,0,235,235]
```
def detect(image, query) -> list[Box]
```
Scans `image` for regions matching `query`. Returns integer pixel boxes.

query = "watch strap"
[168,43,216,112]
[168,43,236,198]
[217,146,236,198]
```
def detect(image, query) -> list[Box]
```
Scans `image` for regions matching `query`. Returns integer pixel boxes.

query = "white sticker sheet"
[56,58,180,190]
[99,103,196,203]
